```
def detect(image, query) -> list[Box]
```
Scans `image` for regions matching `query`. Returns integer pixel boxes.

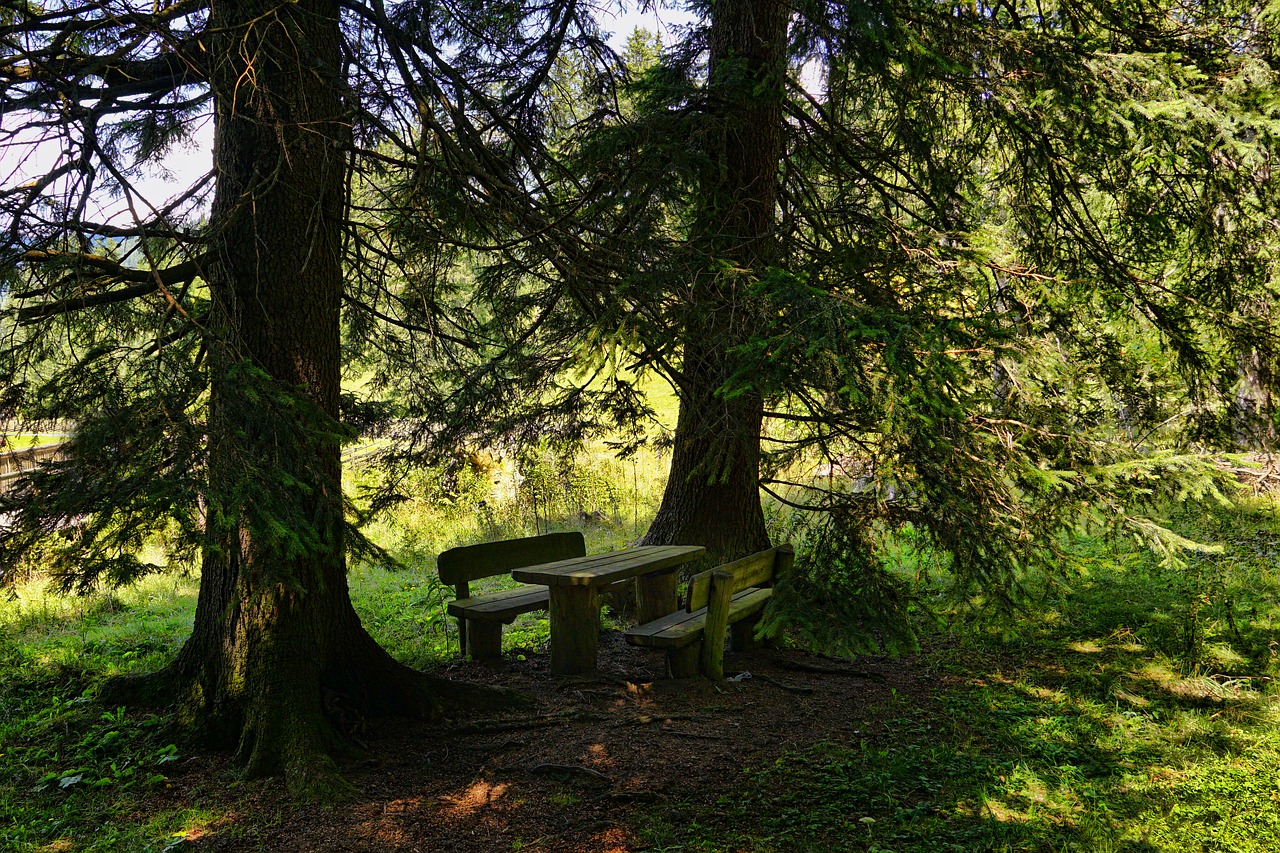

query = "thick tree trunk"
[643,0,787,564]
[111,0,519,797]
[643,343,770,560]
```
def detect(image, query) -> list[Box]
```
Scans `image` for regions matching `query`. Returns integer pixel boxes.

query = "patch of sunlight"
[1023,684,1063,701]
[995,764,1086,821]
[1160,709,1243,752]
[1132,662,1182,689]
[1113,688,1150,708]
[1,572,197,631]
[1205,643,1249,671]
[585,742,614,769]
[589,826,631,853]
[440,780,511,817]
[150,807,243,851]
[1068,640,1104,654]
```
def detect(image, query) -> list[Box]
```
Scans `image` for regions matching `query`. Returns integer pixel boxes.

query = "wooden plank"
[549,585,600,675]
[625,608,707,648]
[688,548,780,611]
[626,588,773,649]
[447,585,550,622]
[437,532,585,585]
[700,569,735,680]
[512,545,704,587]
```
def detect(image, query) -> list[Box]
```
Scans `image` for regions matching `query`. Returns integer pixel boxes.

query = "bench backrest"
[687,544,794,612]
[438,531,587,587]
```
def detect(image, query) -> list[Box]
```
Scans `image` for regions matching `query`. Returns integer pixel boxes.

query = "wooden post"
[731,613,763,651]
[667,641,701,678]
[700,568,734,680]
[466,620,503,661]
[453,581,470,655]
[636,570,679,625]
[549,585,600,675]
[763,545,794,649]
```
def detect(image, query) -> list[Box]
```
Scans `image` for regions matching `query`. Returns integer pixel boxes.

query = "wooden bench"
[439,532,586,661]
[624,545,794,679]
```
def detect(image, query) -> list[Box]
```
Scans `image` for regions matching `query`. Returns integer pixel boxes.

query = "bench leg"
[731,613,764,652]
[636,570,679,625]
[666,641,701,679]
[466,620,503,662]
[456,616,468,657]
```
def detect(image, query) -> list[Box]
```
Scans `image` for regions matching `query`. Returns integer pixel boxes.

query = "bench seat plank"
[447,585,551,622]
[625,588,773,649]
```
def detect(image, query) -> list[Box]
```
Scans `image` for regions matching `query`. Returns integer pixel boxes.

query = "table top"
[511,545,706,587]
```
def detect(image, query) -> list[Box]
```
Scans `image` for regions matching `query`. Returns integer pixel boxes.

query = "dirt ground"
[163,633,929,852]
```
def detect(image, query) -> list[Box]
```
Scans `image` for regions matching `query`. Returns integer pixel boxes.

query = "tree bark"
[110,0,520,798]
[643,0,787,563]
[1233,347,1276,451]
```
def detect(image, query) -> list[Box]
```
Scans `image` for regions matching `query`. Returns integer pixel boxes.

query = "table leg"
[549,585,600,675]
[636,570,679,625]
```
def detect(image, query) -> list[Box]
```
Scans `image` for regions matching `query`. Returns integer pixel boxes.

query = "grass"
[4,461,1280,851]
[0,434,67,450]
[635,634,1280,852]
[633,497,1280,852]
[0,574,205,852]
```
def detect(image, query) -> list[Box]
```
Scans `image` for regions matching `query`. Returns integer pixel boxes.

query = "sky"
[4,3,698,229]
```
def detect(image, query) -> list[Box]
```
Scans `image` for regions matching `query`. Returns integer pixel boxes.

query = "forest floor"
[11,495,1280,851]
[149,635,921,852]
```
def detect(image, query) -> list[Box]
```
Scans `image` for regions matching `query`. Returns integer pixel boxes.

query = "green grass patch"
[0,434,66,450]
[0,575,213,852]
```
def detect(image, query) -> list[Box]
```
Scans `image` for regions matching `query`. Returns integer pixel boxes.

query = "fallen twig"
[452,711,597,736]
[621,713,701,725]
[757,674,815,694]
[660,728,726,741]
[495,763,611,786]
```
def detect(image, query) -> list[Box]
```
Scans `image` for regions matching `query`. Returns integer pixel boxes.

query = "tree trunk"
[1233,347,1276,451]
[643,0,787,564]
[111,0,520,798]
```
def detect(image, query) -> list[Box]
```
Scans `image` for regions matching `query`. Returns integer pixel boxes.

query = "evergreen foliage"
[360,0,1280,647]
[0,0,605,790]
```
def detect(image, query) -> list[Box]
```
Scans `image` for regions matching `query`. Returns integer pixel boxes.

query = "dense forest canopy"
[0,0,1278,790]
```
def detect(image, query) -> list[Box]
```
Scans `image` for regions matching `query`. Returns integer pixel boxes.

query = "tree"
[0,0,603,794]
[372,0,1279,637]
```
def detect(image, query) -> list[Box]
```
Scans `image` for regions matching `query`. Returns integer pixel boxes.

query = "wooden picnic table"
[511,545,706,675]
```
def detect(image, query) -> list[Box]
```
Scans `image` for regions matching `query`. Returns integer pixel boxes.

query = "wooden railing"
[0,442,67,490]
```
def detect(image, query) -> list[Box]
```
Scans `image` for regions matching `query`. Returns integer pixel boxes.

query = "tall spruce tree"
[0,0,604,794]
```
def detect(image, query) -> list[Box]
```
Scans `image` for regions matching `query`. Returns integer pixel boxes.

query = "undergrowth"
[4,471,1280,851]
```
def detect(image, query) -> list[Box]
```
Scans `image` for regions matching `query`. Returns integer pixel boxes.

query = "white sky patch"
[4,3,716,230]
[596,1,696,48]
